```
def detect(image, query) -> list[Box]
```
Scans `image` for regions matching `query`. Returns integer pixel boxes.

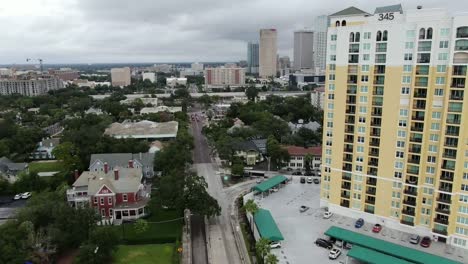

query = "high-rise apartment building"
[259,29,277,78]
[0,75,64,96]
[294,30,315,70]
[247,42,260,74]
[111,67,131,87]
[321,4,468,248]
[313,15,330,73]
[204,67,245,90]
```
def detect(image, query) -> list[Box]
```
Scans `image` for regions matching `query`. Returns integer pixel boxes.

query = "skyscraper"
[321,4,468,248]
[247,42,259,74]
[294,30,315,70]
[259,29,277,78]
[313,15,330,73]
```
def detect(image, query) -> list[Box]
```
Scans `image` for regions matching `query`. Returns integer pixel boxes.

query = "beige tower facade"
[111,67,131,87]
[321,4,468,249]
[259,29,277,78]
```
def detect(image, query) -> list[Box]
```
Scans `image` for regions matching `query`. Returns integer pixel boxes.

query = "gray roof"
[0,156,28,173]
[375,4,403,14]
[251,139,267,154]
[330,6,370,17]
[233,141,260,152]
[89,153,155,170]
[73,168,143,195]
[40,138,60,147]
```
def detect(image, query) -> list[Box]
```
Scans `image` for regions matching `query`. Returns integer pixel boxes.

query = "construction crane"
[26,58,44,73]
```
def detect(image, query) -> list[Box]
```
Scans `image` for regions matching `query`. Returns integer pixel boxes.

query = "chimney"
[114,168,119,181]
[104,162,109,173]
[128,159,134,168]
[74,169,79,180]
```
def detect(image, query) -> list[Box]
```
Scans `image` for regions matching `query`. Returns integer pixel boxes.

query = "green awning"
[325,226,461,264]
[254,209,284,241]
[252,175,288,192]
[348,246,413,264]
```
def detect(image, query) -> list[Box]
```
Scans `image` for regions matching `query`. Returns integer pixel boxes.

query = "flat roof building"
[104,120,178,139]
[111,67,131,87]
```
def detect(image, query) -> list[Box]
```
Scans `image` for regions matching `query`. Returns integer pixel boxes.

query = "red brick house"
[283,145,322,170]
[67,161,150,222]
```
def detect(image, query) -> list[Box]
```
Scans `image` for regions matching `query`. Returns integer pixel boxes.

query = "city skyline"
[2,0,468,64]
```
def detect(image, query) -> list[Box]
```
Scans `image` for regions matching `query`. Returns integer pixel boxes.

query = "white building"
[191,62,204,72]
[166,77,187,88]
[142,72,156,83]
[313,15,330,73]
[260,29,278,78]
[111,67,131,87]
[204,67,245,90]
[0,76,64,96]
[310,87,325,109]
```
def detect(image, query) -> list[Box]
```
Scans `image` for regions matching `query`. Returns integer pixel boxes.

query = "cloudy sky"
[0,0,467,63]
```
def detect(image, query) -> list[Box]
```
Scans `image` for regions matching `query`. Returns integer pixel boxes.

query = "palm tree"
[255,238,271,263]
[265,253,279,264]
[304,153,313,174]
[243,199,259,233]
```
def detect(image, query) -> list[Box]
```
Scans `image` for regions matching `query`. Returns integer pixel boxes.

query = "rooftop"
[252,175,288,193]
[89,153,155,170]
[330,6,370,17]
[254,208,284,242]
[73,168,143,195]
[284,145,322,156]
[104,120,178,139]
[374,4,403,14]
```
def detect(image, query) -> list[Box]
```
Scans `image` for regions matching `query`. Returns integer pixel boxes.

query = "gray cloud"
[0,0,467,63]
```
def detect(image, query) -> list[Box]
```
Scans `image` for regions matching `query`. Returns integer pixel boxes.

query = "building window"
[123,194,128,202]
[330,44,336,51]
[101,208,106,217]
[436,65,446,72]
[428,145,437,152]
[438,53,448,60]
[100,197,104,205]
[361,65,369,72]
[427,156,436,163]
[330,55,336,61]
[363,54,370,61]
[363,43,371,50]
[358,117,366,123]
[401,87,410,94]
[426,166,435,174]
[359,96,367,103]
[328,74,335,81]
[395,161,403,169]
[357,146,364,153]
[399,109,408,117]
[430,123,440,131]
[394,172,402,179]
[402,76,411,84]
[359,106,367,114]
[342,20,346,26]
[436,77,445,85]
[361,75,369,82]
[108,197,112,205]
[406,30,415,38]
[434,89,443,96]
[404,53,413,61]
[396,151,404,158]
[440,28,450,36]
[405,42,414,49]
[363,32,371,39]
[331,34,337,41]
[358,126,365,133]
[432,112,441,119]
[357,136,364,143]
[328,84,335,91]
[398,120,407,127]
[329,64,336,71]
[403,65,412,72]
[327,103,334,110]
[94,197,98,204]
[397,130,406,138]
[429,134,439,141]
[109,209,113,217]
[396,141,405,148]
[439,41,449,48]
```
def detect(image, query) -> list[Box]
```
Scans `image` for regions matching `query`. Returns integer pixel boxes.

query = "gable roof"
[375,4,403,14]
[251,139,267,154]
[73,167,143,195]
[89,153,155,170]
[330,6,370,17]
[0,156,28,172]
[284,146,322,156]
[254,209,284,241]
[233,141,260,152]
[252,175,288,193]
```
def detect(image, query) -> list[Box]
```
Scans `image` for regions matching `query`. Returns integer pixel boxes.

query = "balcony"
[410,125,424,132]
[417,54,431,64]
[371,110,382,116]
[346,88,357,94]
[370,130,381,137]
[449,91,464,101]
[448,103,463,112]
[452,66,467,76]
[451,78,465,88]
[456,27,468,38]
[440,172,454,182]
[413,92,427,99]
[345,117,355,124]
[364,207,375,214]
[445,127,460,136]
[345,127,354,133]
[446,118,461,124]
[341,192,350,199]
[343,147,353,153]
[434,218,449,225]
[432,228,448,236]
[415,66,429,75]
[345,108,356,114]
[346,99,356,104]
[365,199,376,205]
[435,207,451,215]
[441,162,455,171]
[402,209,415,216]
[366,178,377,186]
[404,188,418,196]
[372,89,384,96]
[347,78,358,84]
[342,173,352,181]
[368,150,379,157]
[369,140,380,147]
[374,66,386,74]
[443,150,457,159]
[372,100,383,106]
[406,177,418,185]
[410,136,422,143]
[340,201,350,208]
[341,184,351,190]
[403,200,416,206]
[366,188,376,195]
[407,158,420,165]
[409,146,421,154]
[439,185,453,193]
[437,196,452,204]
[368,160,379,167]
[414,81,428,87]
[407,166,419,175]
[400,219,415,226]
[413,103,426,110]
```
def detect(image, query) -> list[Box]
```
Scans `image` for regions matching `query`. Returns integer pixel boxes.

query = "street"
[189,108,251,264]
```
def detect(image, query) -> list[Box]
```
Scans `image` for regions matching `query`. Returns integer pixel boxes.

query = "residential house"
[43,122,63,136]
[66,166,150,221]
[284,145,322,170]
[227,118,247,134]
[0,157,28,180]
[89,153,155,178]
[30,138,60,160]
[233,141,263,166]
[104,120,178,140]
[288,119,321,134]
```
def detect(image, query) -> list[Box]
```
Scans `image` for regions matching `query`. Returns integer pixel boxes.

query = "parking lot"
[0,196,26,225]
[253,178,467,264]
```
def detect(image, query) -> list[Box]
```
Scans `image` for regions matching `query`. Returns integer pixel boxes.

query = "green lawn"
[29,161,65,173]
[113,244,175,264]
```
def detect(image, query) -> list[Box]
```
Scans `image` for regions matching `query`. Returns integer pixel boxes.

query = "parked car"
[329,248,342,259]
[409,234,421,244]
[344,242,352,250]
[315,238,333,249]
[420,236,431,248]
[292,171,302,175]
[21,192,32,199]
[300,177,306,184]
[13,194,22,200]
[313,178,320,184]
[271,187,279,192]
[372,223,382,233]
[307,177,313,184]
[323,211,333,219]
[355,218,364,228]
[270,241,281,249]
[335,240,343,247]
[256,178,263,184]
[304,171,313,176]
[299,205,310,213]
[286,167,293,171]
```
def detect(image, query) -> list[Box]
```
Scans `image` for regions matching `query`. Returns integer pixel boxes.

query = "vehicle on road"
[410,234,421,244]
[13,194,21,200]
[21,192,32,199]
[300,177,306,184]
[323,211,333,219]
[355,218,364,228]
[299,205,310,213]
[307,177,313,184]
[372,223,382,233]
[313,178,320,184]
[329,248,341,259]
[420,236,431,248]
[270,241,281,249]
[315,238,333,249]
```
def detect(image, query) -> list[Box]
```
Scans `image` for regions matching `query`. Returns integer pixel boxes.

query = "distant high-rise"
[294,30,315,70]
[111,67,131,87]
[247,42,259,74]
[259,29,277,78]
[313,15,329,72]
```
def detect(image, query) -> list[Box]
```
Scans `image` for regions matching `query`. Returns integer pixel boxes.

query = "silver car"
[410,234,420,244]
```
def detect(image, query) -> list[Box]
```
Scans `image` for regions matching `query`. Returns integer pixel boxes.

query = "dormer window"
[123,194,128,202]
